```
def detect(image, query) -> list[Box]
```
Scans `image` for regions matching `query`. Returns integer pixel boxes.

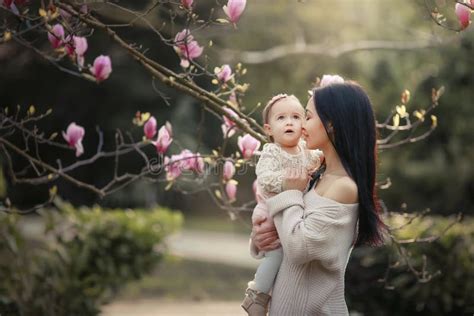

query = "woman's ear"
[326,122,336,142]
[327,122,334,133]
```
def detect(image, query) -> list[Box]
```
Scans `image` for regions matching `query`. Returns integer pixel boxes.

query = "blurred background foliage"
[0,200,182,315]
[346,213,474,315]
[0,1,472,214]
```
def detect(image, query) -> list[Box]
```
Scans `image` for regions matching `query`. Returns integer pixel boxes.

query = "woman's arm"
[249,215,280,258]
[266,190,356,268]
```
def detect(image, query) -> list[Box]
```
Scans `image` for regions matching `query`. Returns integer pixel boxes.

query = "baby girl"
[241,94,322,315]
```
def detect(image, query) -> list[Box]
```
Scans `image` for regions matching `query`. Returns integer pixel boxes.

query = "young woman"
[250,77,386,315]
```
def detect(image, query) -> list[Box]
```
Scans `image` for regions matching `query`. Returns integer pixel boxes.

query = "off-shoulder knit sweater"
[250,189,359,316]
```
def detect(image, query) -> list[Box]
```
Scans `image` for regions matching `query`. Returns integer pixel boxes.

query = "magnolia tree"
[0,0,469,288]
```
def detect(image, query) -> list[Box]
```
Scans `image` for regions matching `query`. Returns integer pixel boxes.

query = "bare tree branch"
[57,2,267,143]
[220,38,446,64]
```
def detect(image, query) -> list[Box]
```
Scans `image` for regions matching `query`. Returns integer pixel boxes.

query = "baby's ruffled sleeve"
[307,149,323,170]
[255,143,283,194]
[300,140,323,171]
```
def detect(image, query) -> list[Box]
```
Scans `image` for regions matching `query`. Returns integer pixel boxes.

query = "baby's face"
[265,98,305,148]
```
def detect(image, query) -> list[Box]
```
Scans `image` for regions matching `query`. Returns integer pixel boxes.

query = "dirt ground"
[102,229,253,316]
[101,299,246,316]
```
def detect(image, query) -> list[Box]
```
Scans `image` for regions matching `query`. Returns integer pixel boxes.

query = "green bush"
[346,214,474,316]
[0,199,182,316]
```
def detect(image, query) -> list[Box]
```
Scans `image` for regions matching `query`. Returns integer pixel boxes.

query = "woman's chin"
[305,140,316,149]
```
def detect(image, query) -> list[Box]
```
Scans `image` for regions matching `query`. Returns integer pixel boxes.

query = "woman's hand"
[282,167,310,191]
[251,215,280,252]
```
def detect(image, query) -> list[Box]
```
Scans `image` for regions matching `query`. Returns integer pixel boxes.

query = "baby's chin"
[275,138,300,148]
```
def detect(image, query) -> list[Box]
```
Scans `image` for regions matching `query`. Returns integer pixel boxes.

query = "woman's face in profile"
[303,98,328,150]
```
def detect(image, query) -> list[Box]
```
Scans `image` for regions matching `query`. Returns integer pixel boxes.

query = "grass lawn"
[115,215,255,302]
[183,215,252,236]
[116,256,254,301]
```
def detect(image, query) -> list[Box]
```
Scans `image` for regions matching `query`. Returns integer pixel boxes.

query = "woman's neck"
[321,143,346,176]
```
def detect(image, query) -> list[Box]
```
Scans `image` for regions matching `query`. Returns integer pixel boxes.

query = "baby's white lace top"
[256,140,321,197]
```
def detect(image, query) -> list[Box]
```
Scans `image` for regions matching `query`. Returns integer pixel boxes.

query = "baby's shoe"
[241,287,271,316]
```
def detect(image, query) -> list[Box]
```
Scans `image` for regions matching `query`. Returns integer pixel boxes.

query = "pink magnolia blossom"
[65,36,88,67]
[320,74,344,87]
[455,3,471,30]
[62,122,85,157]
[164,150,204,181]
[228,91,238,107]
[223,107,238,127]
[178,150,193,170]
[181,41,203,59]
[179,41,203,68]
[223,160,235,181]
[2,0,26,12]
[48,24,65,49]
[194,153,205,173]
[225,179,238,202]
[221,107,238,138]
[174,29,192,44]
[181,0,193,9]
[221,124,236,138]
[2,0,14,7]
[173,29,203,68]
[223,0,246,23]
[144,116,157,139]
[164,155,182,181]
[215,64,233,82]
[65,37,75,56]
[237,134,261,159]
[80,4,88,13]
[73,36,88,56]
[152,125,173,154]
[90,55,112,82]
[179,149,205,173]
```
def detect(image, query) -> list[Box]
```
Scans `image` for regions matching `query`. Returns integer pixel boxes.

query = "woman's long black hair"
[312,81,386,246]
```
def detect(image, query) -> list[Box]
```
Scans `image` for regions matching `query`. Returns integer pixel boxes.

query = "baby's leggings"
[252,247,283,294]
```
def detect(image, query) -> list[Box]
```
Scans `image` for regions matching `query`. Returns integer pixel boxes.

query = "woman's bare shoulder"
[323,176,358,204]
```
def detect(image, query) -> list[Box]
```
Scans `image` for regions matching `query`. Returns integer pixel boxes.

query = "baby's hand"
[282,167,310,192]
[317,150,325,164]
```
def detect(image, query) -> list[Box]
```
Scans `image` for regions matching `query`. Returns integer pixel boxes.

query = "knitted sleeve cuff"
[266,190,305,218]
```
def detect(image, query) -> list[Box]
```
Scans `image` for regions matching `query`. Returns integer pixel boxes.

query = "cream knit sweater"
[250,189,359,316]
